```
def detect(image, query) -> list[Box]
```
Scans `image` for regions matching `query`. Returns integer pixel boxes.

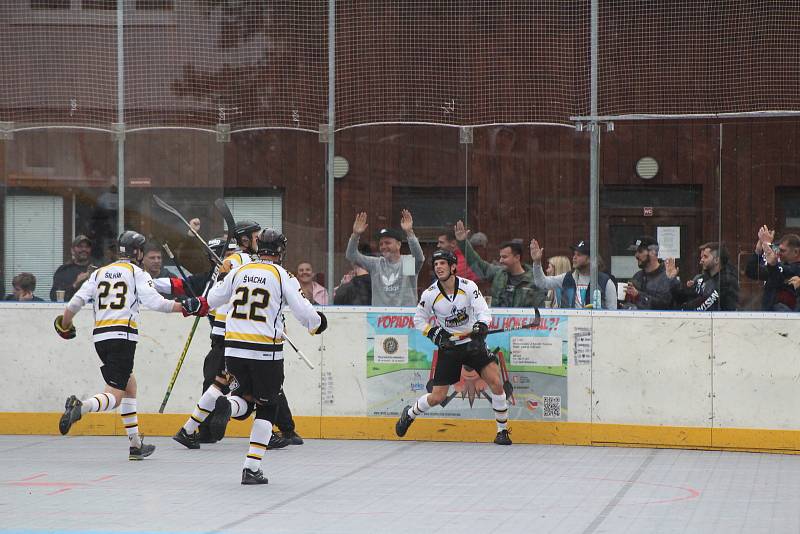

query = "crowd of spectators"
[5,214,799,312]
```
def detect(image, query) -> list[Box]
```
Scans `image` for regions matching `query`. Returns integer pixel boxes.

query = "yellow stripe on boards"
[4,413,800,455]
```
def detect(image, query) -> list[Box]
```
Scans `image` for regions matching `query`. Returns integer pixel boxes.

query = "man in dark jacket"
[623,236,680,310]
[669,242,739,311]
[50,235,97,302]
[745,227,800,311]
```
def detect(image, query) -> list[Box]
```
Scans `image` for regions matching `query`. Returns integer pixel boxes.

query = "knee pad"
[232,401,255,421]
[255,401,278,423]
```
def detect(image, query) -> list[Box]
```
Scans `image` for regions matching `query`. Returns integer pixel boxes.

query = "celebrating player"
[395,248,512,445]
[197,228,327,484]
[54,231,206,460]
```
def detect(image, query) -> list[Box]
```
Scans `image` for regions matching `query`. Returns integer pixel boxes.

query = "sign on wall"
[366,312,569,421]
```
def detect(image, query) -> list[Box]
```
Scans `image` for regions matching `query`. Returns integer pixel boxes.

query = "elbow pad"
[169,277,185,297]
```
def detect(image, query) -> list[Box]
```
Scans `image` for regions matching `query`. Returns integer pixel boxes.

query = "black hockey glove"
[427,326,455,349]
[314,311,328,334]
[471,321,489,341]
[54,315,76,340]
[181,296,209,317]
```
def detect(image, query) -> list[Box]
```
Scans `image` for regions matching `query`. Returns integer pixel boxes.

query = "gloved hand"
[314,311,328,334]
[471,321,489,340]
[181,296,209,317]
[169,277,185,297]
[427,326,454,349]
[54,315,76,340]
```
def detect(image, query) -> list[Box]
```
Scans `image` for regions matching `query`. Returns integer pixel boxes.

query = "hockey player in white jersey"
[395,248,512,445]
[195,228,327,484]
[54,231,207,460]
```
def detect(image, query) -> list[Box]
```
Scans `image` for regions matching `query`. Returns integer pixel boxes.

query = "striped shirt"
[67,260,176,342]
[207,260,322,360]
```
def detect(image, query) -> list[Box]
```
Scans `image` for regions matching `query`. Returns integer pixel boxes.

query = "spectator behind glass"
[667,242,739,311]
[455,220,546,308]
[334,242,372,305]
[50,235,97,302]
[529,239,617,309]
[345,210,425,306]
[437,230,479,282]
[297,262,329,305]
[745,226,800,311]
[141,242,173,280]
[544,255,571,308]
[787,276,800,311]
[622,236,679,310]
[4,272,44,302]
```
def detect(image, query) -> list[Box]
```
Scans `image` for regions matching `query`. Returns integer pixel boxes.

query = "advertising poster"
[366,312,568,421]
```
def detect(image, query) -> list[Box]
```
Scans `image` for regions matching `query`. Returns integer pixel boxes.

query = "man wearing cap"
[455,220,546,308]
[50,235,97,302]
[623,236,679,310]
[346,210,425,306]
[529,238,617,309]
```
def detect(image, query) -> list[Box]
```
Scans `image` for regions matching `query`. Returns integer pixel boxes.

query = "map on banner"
[366,312,568,421]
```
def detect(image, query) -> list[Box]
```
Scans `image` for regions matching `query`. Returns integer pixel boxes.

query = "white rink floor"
[2,435,800,534]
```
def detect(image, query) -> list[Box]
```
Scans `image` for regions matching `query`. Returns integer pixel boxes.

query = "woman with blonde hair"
[544,255,571,307]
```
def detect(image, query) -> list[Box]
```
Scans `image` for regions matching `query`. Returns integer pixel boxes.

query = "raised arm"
[455,220,498,280]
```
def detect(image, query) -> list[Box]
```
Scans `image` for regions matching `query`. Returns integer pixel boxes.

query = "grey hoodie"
[345,234,425,306]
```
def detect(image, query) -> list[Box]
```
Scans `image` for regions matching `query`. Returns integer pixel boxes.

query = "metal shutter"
[223,195,282,233]
[4,195,64,301]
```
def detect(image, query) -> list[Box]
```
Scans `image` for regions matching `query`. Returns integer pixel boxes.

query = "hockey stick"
[158,266,219,413]
[449,307,542,341]
[161,242,197,298]
[283,332,315,370]
[213,198,237,252]
[152,194,223,266]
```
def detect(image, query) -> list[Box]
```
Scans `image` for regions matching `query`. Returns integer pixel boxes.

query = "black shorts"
[225,356,284,405]
[203,336,226,380]
[95,339,136,390]
[432,341,495,386]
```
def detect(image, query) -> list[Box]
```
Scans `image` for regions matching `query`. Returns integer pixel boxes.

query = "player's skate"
[395,405,414,437]
[173,427,200,449]
[494,429,512,445]
[59,395,83,435]
[241,468,268,485]
[129,439,156,460]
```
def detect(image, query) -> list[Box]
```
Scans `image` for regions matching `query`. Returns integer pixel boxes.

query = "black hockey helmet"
[118,230,146,259]
[256,228,287,258]
[233,220,261,240]
[432,248,457,266]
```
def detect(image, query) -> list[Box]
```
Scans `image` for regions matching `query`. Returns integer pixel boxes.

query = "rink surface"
[2,435,799,534]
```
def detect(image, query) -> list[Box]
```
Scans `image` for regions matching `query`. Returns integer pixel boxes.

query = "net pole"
[326,0,336,299]
[589,0,599,306]
[116,1,125,235]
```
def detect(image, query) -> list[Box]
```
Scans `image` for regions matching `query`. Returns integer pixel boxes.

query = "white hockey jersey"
[67,260,177,342]
[414,277,491,345]
[210,252,254,338]
[206,260,322,360]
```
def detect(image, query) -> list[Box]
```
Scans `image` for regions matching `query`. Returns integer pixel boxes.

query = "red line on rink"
[91,475,117,482]
[19,473,47,481]
[584,476,701,505]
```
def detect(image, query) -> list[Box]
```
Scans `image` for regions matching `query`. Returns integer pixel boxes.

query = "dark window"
[31,0,70,8]
[777,188,800,231]
[392,186,475,241]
